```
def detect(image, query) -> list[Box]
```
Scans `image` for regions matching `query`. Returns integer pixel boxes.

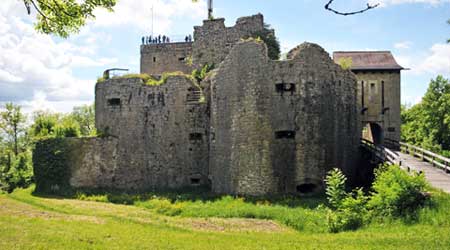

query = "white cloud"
[0,2,118,113]
[93,0,206,33]
[394,41,412,49]
[369,0,450,7]
[416,43,450,75]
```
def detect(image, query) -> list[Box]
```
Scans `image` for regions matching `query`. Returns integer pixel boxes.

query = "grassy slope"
[1,188,450,250]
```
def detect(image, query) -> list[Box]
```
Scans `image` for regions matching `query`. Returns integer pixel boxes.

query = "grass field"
[1,187,450,250]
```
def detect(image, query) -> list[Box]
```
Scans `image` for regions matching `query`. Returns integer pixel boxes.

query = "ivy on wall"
[33,138,72,194]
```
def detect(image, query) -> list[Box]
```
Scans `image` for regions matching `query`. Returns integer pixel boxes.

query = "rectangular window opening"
[153,57,156,62]
[190,178,201,185]
[108,98,121,106]
[275,83,296,93]
[388,127,396,132]
[275,130,296,139]
[178,57,186,61]
[189,133,203,141]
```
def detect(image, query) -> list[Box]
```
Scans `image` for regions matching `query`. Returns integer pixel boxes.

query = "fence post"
[431,156,435,167]
[445,161,450,173]
[421,150,424,161]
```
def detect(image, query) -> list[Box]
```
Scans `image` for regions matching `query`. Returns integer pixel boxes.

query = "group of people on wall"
[141,34,193,45]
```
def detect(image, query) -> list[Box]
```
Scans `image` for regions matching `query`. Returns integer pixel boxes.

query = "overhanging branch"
[325,0,379,16]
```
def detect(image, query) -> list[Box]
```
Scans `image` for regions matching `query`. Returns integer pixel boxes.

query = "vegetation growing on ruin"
[337,57,353,70]
[244,23,281,60]
[32,138,73,194]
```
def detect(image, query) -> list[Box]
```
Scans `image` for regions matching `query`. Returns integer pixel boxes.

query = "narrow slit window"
[108,98,121,106]
[153,57,156,62]
[275,131,296,139]
[178,57,185,61]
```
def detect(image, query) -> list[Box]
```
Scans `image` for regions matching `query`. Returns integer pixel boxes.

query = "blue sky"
[0,0,449,113]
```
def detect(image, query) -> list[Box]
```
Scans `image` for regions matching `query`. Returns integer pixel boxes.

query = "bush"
[248,24,281,60]
[326,188,368,233]
[368,164,430,217]
[325,168,347,209]
[325,168,368,233]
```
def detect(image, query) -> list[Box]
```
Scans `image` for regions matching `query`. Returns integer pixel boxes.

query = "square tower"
[333,51,404,145]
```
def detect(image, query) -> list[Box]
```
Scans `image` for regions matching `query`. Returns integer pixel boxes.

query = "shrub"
[191,64,214,82]
[326,188,368,233]
[337,57,353,70]
[325,168,347,209]
[368,164,430,217]
[247,24,281,60]
[138,197,184,216]
[325,168,368,233]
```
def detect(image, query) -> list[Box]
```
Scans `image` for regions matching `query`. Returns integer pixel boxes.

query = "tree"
[70,104,96,136]
[447,19,450,43]
[402,76,450,155]
[0,103,27,156]
[22,0,116,38]
[421,75,450,150]
[29,111,59,139]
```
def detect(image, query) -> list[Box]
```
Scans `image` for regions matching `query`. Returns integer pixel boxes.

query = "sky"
[0,0,449,113]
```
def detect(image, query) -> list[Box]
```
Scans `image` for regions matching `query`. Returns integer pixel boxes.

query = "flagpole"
[151,5,154,37]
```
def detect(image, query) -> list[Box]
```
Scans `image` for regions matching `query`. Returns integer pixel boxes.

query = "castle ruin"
[33,13,403,196]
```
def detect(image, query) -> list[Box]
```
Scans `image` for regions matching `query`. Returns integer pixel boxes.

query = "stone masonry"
[140,42,193,76]
[209,42,359,195]
[34,13,364,195]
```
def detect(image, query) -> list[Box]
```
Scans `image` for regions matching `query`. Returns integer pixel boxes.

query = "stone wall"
[354,71,401,142]
[95,76,209,190]
[140,42,193,75]
[33,137,118,192]
[67,137,119,189]
[193,14,266,67]
[209,41,359,195]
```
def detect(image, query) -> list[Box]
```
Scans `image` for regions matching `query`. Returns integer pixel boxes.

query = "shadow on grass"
[32,185,327,209]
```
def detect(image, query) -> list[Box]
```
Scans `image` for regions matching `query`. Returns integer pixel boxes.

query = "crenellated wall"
[209,41,359,195]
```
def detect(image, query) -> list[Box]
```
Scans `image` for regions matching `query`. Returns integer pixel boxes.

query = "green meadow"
[1,186,450,250]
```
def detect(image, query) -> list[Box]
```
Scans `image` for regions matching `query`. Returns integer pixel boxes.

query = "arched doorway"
[362,122,383,145]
